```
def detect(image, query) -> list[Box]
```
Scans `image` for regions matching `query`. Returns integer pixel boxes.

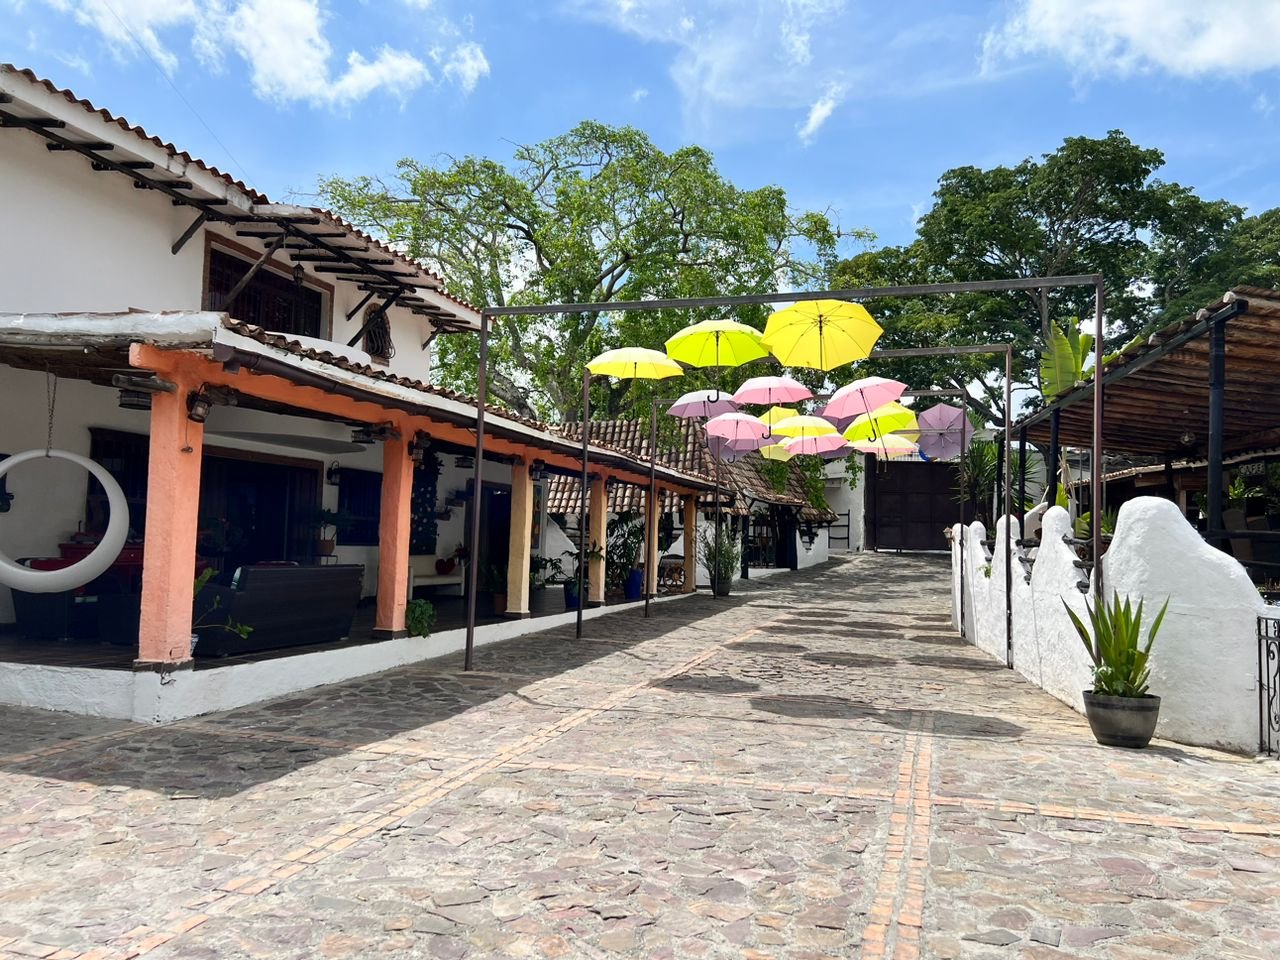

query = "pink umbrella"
[667,389,738,419]
[782,434,852,457]
[916,403,973,461]
[705,412,769,442]
[707,435,759,462]
[824,376,906,421]
[731,375,813,407]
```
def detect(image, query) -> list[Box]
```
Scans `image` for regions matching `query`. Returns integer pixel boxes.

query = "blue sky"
[7,0,1280,252]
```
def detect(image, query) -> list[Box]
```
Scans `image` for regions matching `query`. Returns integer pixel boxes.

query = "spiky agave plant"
[1064,592,1168,697]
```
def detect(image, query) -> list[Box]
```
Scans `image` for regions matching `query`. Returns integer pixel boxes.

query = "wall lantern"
[186,389,213,423]
[326,460,342,486]
[112,373,175,411]
[408,434,431,465]
[529,460,546,481]
[352,423,399,445]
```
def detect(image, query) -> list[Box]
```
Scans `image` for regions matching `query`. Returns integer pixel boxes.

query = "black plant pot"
[1082,691,1161,749]
[712,576,731,597]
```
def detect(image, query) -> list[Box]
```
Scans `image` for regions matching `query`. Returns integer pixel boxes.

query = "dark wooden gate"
[868,460,967,551]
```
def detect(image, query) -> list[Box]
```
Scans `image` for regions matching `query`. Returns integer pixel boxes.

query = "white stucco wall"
[824,458,865,552]
[797,528,829,568]
[953,497,1263,753]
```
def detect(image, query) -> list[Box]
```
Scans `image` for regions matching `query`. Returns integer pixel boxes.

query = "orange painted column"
[587,475,608,607]
[506,459,533,618]
[644,487,660,597]
[136,382,203,666]
[374,429,414,637]
[682,495,698,593]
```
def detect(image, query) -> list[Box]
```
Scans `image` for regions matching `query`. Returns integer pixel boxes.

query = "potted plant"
[567,544,602,610]
[405,598,436,638]
[481,562,507,615]
[530,554,564,590]
[306,508,354,556]
[1064,592,1169,749]
[699,526,741,597]
[604,514,646,601]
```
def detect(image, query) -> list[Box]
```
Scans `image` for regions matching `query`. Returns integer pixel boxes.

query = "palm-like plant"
[1039,320,1094,399]
[1064,592,1168,697]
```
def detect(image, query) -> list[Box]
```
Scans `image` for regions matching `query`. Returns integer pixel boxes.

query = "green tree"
[320,121,843,422]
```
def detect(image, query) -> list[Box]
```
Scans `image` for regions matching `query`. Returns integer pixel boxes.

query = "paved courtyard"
[2,554,1279,960]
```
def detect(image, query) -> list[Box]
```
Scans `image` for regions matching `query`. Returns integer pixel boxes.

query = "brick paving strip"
[0,614,788,960]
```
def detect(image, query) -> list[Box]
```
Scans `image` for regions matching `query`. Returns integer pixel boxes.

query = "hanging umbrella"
[782,434,852,457]
[731,375,813,407]
[707,435,758,462]
[665,319,768,368]
[760,405,800,427]
[762,299,882,371]
[704,412,769,443]
[667,389,738,419]
[852,434,919,457]
[824,376,907,421]
[843,401,920,444]
[916,403,974,461]
[587,347,683,380]
[758,443,794,462]
[772,415,838,439]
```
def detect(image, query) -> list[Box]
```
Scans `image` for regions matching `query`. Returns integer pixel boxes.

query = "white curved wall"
[953,497,1263,753]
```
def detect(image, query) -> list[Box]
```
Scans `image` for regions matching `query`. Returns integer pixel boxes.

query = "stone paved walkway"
[1,554,1279,960]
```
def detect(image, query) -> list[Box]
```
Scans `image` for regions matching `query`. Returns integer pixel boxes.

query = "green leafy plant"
[1064,592,1168,698]
[980,563,992,579]
[192,568,253,640]
[530,553,566,587]
[605,513,645,592]
[1039,320,1094,399]
[698,525,741,586]
[405,598,436,638]
[1073,508,1118,539]
[479,563,507,593]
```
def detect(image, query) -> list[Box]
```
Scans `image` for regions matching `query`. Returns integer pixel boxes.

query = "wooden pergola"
[1015,286,1280,548]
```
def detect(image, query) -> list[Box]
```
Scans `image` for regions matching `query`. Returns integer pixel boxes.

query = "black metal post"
[1092,280,1106,608]
[577,370,591,639]
[1017,426,1028,538]
[994,442,1005,529]
[463,310,490,671]
[1207,315,1227,545]
[712,457,722,595]
[1047,408,1060,508]
[741,514,750,581]
[958,453,967,640]
[645,398,658,618]
[1004,347,1013,669]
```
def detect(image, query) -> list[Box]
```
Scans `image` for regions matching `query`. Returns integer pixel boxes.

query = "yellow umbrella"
[762,299,882,371]
[758,443,794,462]
[771,414,837,439]
[842,401,920,443]
[587,347,683,380]
[665,319,768,368]
[760,405,799,427]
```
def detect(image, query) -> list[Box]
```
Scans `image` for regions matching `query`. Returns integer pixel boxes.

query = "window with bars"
[206,247,324,338]
[337,468,383,546]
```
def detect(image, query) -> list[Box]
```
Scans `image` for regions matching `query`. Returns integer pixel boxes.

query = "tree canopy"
[832,130,1276,424]
[320,121,844,422]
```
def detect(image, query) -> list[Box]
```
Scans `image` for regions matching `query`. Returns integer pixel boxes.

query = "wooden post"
[374,428,413,638]
[506,459,533,618]
[682,495,697,593]
[588,474,607,607]
[136,381,203,666]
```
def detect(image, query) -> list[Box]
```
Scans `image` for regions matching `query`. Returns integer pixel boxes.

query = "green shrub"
[1064,592,1168,697]
[406,599,436,638]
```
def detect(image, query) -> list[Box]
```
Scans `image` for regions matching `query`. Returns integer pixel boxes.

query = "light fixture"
[112,373,175,410]
[352,423,399,445]
[1180,430,1196,446]
[186,389,212,423]
[454,454,475,469]
[117,389,152,411]
[408,434,431,464]
[293,262,306,285]
[326,461,342,486]
[529,460,546,481]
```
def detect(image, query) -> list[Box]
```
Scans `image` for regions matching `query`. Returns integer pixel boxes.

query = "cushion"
[435,556,457,575]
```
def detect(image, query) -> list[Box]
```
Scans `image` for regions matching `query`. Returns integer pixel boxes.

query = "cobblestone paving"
[2,554,1280,959]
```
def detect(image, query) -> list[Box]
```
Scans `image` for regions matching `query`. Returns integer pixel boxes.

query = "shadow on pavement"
[749,694,1026,739]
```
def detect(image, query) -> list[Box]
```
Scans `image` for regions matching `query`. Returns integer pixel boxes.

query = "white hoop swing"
[0,449,129,594]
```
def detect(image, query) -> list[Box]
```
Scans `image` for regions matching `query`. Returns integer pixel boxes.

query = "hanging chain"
[45,367,58,457]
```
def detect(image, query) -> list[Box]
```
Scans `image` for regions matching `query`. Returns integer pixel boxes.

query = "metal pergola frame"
[461,274,1106,671]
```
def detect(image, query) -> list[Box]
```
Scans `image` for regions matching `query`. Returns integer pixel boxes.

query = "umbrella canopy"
[731,375,813,406]
[665,319,768,368]
[782,434,852,457]
[852,434,920,457]
[762,299,883,371]
[760,405,800,427]
[772,415,838,439]
[707,435,759,462]
[916,403,974,460]
[843,401,920,444]
[824,376,907,421]
[758,443,794,462]
[704,412,769,442]
[667,389,738,419]
[587,347,683,380]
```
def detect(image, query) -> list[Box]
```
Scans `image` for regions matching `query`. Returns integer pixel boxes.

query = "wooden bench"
[409,555,466,596]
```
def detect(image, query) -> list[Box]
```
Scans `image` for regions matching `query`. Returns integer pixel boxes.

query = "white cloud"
[797,81,845,144]
[985,0,1280,78]
[221,0,429,106]
[440,40,489,92]
[567,0,854,134]
[630,86,649,102]
[1255,93,1275,117]
[25,0,489,108]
